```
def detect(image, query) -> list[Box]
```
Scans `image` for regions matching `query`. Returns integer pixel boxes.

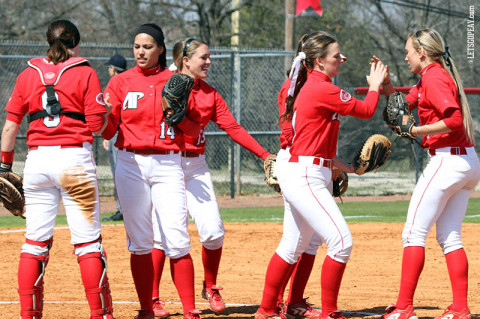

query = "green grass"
[2,198,480,229]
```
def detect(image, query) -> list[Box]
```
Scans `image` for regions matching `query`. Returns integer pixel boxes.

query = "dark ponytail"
[46,20,80,64]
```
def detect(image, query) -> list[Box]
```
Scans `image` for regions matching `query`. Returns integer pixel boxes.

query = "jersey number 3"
[41,90,60,127]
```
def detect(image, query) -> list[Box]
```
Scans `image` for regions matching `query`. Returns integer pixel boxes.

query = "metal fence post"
[235,53,242,195]
[229,51,236,198]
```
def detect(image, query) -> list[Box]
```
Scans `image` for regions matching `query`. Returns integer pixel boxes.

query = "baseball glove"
[332,171,348,198]
[0,172,25,218]
[384,92,416,139]
[162,73,194,127]
[352,134,391,175]
[264,154,281,193]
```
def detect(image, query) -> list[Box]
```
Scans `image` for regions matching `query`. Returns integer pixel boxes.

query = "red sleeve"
[443,109,463,131]
[424,76,463,131]
[85,114,105,132]
[5,70,30,117]
[83,68,107,117]
[344,90,380,119]
[405,85,419,110]
[101,119,116,140]
[6,112,24,125]
[212,92,270,160]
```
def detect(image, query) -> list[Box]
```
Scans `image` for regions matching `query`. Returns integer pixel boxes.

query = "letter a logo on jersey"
[123,92,144,110]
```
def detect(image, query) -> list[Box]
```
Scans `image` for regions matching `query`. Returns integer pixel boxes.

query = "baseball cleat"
[284,298,321,318]
[201,282,225,314]
[134,309,155,319]
[183,309,202,319]
[380,304,417,319]
[152,298,170,318]
[435,306,471,319]
[322,310,346,319]
[255,307,285,319]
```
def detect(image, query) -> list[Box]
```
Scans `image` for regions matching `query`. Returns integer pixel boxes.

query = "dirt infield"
[1,194,480,318]
[1,220,480,318]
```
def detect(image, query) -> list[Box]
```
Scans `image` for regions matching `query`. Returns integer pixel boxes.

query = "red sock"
[396,246,425,309]
[445,248,468,311]
[131,253,154,311]
[152,248,166,299]
[202,246,222,288]
[260,253,296,313]
[78,252,113,318]
[18,253,47,319]
[170,253,195,314]
[277,260,296,305]
[287,253,316,304]
[321,256,346,316]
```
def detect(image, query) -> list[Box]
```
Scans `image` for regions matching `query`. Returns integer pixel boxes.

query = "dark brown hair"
[281,31,337,122]
[46,20,80,64]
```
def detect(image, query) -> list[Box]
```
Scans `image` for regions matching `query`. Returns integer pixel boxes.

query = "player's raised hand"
[371,55,390,85]
[366,59,387,91]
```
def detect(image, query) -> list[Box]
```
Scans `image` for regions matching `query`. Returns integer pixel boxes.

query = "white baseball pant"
[115,149,190,258]
[22,143,102,256]
[154,154,225,251]
[403,147,480,254]
[277,153,352,264]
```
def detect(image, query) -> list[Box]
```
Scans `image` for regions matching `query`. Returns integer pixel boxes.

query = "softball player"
[377,28,480,319]
[274,33,356,319]
[101,24,201,319]
[256,32,387,319]
[150,38,273,317]
[0,20,114,319]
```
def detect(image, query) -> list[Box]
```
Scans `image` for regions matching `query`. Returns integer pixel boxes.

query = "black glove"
[161,73,194,127]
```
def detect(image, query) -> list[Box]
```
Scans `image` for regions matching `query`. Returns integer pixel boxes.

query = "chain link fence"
[1,40,479,198]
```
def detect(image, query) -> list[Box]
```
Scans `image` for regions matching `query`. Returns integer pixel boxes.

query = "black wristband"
[0,162,12,172]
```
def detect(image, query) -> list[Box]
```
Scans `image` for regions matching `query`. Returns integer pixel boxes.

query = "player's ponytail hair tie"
[442,46,452,66]
[288,51,306,97]
[168,63,178,72]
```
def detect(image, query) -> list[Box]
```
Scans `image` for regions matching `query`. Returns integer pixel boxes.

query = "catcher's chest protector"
[27,57,90,122]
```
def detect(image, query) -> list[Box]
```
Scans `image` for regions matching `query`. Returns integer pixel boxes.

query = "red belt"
[120,148,180,155]
[429,147,467,156]
[289,155,332,169]
[182,151,201,158]
[29,143,83,151]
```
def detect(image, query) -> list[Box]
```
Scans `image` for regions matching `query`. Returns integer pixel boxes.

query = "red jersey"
[184,79,269,160]
[104,65,187,151]
[278,79,293,150]
[5,57,106,146]
[289,70,379,158]
[405,62,470,149]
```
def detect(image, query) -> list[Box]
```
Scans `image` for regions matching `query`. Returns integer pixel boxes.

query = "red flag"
[296,0,323,16]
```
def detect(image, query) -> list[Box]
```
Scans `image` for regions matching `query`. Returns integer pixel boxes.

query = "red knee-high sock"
[445,248,468,311]
[18,253,48,319]
[78,252,113,318]
[202,246,222,288]
[288,252,316,304]
[277,259,296,305]
[396,246,425,309]
[152,248,166,299]
[321,256,346,316]
[131,253,154,311]
[170,253,195,314]
[260,253,296,313]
